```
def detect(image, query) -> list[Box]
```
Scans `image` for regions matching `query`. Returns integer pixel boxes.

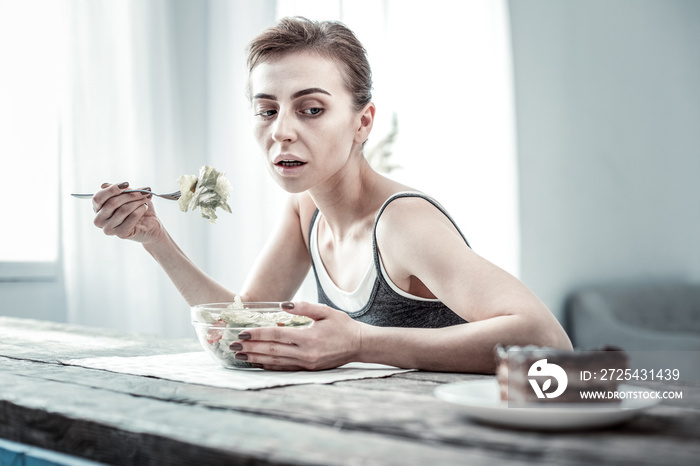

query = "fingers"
[238,325,308,345]
[93,182,153,238]
[258,364,307,372]
[94,194,149,231]
[281,301,334,321]
[108,203,150,238]
[232,328,323,370]
[237,352,315,372]
[241,340,304,356]
[93,182,152,212]
[92,181,129,213]
[235,345,305,368]
[235,346,307,370]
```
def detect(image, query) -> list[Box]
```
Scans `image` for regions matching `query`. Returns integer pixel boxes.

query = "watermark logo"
[528,359,568,399]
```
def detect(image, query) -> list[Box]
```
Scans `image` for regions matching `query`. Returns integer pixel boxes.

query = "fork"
[71,190,182,201]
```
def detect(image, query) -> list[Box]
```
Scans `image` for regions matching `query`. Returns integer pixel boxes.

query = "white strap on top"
[310,192,440,312]
[310,213,376,312]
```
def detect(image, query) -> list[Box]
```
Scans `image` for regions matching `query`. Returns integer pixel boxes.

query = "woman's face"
[249,51,364,193]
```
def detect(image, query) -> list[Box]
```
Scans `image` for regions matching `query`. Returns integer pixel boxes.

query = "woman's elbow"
[532,314,573,351]
[515,308,573,351]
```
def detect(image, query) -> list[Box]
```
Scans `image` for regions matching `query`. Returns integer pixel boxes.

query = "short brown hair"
[246,17,373,111]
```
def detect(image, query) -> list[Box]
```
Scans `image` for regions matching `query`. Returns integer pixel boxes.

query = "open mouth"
[276,161,306,167]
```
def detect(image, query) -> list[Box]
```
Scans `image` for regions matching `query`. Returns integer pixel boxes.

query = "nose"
[271,110,297,143]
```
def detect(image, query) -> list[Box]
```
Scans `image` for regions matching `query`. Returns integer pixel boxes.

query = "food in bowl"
[191,299,313,369]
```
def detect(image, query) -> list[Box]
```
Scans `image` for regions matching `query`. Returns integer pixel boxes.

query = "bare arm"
[93,183,311,306]
[92,182,237,305]
[142,230,238,305]
[239,193,313,302]
[142,194,313,305]
[360,198,572,372]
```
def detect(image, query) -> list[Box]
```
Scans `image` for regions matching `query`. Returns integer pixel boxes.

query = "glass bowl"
[191,302,313,370]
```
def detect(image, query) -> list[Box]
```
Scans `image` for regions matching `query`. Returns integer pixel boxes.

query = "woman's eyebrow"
[291,87,331,99]
[253,88,331,101]
[253,92,276,100]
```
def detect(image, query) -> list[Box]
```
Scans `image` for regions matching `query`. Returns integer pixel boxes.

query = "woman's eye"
[256,109,277,119]
[301,107,323,116]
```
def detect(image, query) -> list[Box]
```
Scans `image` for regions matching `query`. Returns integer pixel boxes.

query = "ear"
[354,102,375,144]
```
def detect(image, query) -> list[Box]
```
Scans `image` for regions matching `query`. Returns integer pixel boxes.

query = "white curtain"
[61,0,281,337]
[60,0,517,337]
[62,0,193,337]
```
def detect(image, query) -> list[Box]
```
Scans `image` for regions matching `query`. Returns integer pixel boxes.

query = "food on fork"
[177,165,232,223]
[494,344,628,403]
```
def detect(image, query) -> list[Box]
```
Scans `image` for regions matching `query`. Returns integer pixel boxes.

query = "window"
[0,0,62,280]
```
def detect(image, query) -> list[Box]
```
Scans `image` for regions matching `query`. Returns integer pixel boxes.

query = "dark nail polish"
[101,183,110,189]
[230,343,243,351]
[238,332,251,340]
[235,353,248,361]
[281,302,295,310]
[117,182,129,189]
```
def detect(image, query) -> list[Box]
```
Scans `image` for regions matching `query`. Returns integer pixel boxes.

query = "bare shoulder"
[375,195,470,272]
[376,195,464,243]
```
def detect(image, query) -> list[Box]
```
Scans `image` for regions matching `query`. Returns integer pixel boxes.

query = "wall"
[509,0,700,320]
[0,280,66,321]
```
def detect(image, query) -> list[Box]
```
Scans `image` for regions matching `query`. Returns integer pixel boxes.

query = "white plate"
[433,379,660,430]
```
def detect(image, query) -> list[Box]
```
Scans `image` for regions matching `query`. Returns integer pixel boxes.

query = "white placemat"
[62,352,414,390]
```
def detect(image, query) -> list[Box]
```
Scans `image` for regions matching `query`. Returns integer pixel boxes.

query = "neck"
[308,154,382,238]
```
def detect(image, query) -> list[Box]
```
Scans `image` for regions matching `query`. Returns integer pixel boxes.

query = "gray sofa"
[564,281,700,352]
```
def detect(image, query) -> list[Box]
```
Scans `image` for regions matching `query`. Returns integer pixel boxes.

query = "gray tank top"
[308,192,470,328]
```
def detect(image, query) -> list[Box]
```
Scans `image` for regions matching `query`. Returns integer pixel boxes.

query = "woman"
[92,17,572,373]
